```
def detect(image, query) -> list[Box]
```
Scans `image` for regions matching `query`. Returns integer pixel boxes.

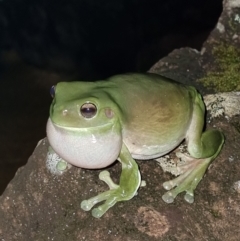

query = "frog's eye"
[80,103,97,118]
[50,86,55,98]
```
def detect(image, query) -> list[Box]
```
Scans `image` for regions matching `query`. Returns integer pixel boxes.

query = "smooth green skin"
[47,73,224,218]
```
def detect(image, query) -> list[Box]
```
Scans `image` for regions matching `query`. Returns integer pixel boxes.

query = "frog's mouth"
[50,119,116,133]
[46,118,122,169]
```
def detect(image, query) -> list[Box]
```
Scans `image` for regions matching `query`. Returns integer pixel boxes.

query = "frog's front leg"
[162,89,224,204]
[81,143,141,218]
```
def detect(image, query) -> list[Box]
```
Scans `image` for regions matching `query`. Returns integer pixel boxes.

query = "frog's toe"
[56,160,68,171]
[184,192,194,203]
[92,207,103,218]
[91,197,118,218]
[99,170,119,190]
[162,190,176,203]
[81,200,93,211]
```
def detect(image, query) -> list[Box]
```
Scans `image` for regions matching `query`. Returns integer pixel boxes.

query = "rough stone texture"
[1,0,240,240]
[1,119,240,240]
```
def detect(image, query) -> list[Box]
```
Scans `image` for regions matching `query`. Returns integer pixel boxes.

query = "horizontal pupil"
[80,103,97,118]
[83,108,94,113]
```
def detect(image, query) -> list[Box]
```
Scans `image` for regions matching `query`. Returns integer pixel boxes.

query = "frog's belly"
[124,133,185,160]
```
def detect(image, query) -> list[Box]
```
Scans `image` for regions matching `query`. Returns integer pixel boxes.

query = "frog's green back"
[99,73,194,156]
[104,73,193,126]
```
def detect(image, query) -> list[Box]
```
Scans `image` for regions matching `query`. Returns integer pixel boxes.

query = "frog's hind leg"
[162,88,224,204]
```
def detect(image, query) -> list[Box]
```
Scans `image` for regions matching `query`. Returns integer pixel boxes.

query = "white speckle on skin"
[62,109,68,116]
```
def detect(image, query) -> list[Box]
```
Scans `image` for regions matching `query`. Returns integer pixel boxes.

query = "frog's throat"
[46,118,122,169]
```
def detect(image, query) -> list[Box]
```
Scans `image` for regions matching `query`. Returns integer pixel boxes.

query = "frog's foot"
[162,152,212,204]
[81,170,140,218]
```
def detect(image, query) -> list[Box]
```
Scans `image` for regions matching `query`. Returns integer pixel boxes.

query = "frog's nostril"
[105,108,114,119]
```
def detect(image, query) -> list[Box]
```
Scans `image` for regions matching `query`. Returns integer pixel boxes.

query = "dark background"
[0,0,222,194]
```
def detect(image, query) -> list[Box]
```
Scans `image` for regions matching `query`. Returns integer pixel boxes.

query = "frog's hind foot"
[162,152,212,204]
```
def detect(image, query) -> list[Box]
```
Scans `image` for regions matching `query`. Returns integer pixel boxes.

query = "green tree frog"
[46,73,224,218]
